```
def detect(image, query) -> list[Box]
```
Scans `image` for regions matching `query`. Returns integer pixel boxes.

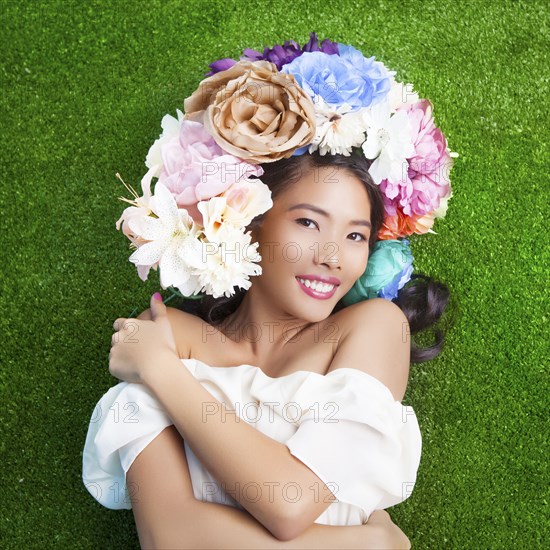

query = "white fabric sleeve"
[82,381,172,510]
[284,367,422,519]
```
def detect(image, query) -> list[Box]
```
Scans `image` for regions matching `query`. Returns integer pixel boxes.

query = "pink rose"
[156,119,263,222]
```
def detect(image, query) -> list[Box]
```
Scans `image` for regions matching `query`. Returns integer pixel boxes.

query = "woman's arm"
[125,303,411,541]
[133,306,334,539]
[156,500,410,550]
[127,424,410,550]
[139,351,338,541]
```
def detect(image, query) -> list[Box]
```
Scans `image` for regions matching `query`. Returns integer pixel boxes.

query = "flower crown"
[116,33,457,303]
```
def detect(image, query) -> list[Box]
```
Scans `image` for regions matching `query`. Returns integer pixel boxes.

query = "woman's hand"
[365,510,412,549]
[109,293,178,384]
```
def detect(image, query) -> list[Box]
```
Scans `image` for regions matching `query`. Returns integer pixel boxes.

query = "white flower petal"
[176,236,206,269]
[159,245,193,289]
[150,183,180,227]
[362,134,382,159]
[129,240,166,266]
[367,157,386,185]
[128,215,167,241]
[136,264,153,282]
[145,111,185,175]
[175,275,204,297]
[140,165,159,199]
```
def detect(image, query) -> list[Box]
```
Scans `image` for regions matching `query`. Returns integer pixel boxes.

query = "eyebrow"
[288,203,372,229]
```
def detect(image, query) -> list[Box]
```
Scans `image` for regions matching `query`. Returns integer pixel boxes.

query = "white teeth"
[297,277,335,293]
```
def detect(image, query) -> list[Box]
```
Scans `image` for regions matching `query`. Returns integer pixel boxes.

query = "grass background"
[1,0,548,547]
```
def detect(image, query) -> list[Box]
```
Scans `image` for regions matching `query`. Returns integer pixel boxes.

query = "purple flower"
[302,32,339,55]
[205,58,237,76]
[242,40,302,70]
[205,32,339,76]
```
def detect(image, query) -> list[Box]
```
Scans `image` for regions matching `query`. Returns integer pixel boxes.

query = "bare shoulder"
[136,306,201,360]
[333,298,410,335]
[327,299,411,401]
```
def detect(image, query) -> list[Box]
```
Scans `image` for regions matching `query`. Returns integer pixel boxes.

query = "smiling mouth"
[295,276,338,299]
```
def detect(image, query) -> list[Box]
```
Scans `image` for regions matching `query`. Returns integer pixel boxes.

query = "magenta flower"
[380,100,453,217]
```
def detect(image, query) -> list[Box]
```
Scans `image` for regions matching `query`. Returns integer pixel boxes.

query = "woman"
[83,35,454,548]
[84,151,449,549]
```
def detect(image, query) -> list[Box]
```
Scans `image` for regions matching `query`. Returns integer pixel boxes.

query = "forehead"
[277,164,370,207]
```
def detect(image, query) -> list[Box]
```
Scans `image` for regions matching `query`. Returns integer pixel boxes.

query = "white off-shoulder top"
[82,357,422,525]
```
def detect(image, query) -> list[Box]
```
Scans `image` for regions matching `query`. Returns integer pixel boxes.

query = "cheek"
[256,228,295,275]
[266,224,305,259]
[349,248,369,277]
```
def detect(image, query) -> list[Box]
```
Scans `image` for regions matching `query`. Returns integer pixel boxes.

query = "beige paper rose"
[183,59,316,163]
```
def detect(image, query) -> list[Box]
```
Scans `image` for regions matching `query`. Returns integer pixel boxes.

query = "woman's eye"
[296,218,317,229]
[297,219,367,242]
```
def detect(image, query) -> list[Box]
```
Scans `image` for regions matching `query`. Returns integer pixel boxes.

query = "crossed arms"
[127,300,411,548]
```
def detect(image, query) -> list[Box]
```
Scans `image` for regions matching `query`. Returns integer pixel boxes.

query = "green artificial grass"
[1,0,548,547]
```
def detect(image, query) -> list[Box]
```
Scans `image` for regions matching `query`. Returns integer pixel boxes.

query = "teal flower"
[341,239,414,305]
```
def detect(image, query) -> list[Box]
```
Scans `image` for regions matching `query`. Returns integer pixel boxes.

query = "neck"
[214,289,314,366]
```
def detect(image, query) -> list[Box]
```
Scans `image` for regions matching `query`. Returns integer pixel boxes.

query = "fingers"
[111,318,133,347]
[113,317,127,331]
[111,318,144,348]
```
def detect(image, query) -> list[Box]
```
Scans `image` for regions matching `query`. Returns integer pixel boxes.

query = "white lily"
[127,182,203,291]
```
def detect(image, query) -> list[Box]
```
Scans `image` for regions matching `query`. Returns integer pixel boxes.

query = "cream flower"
[184,59,316,163]
[221,178,273,227]
[194,223,262,299]
[195,179,272,242]
[306,96,367,156]
[196,196,228,243]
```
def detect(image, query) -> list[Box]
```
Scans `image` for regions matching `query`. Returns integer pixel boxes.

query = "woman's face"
[251,164,372,322]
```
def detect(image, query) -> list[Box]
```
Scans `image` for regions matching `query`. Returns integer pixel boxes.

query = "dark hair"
[176,150,453,363]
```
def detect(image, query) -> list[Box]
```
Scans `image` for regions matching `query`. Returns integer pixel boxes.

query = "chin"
[297,302,335,324]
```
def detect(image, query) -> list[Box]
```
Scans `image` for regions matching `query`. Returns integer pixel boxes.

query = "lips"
[295,276,339,300]
[296,274,341,285]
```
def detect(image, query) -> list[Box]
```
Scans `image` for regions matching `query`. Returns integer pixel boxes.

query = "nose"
[317,241,341,270]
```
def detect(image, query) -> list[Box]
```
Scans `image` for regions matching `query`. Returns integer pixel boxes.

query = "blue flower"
[280,45,392,111]
[337,44,393,107]
[291,145,310,156]
[378,262,413,300]
[341,239,414,305]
